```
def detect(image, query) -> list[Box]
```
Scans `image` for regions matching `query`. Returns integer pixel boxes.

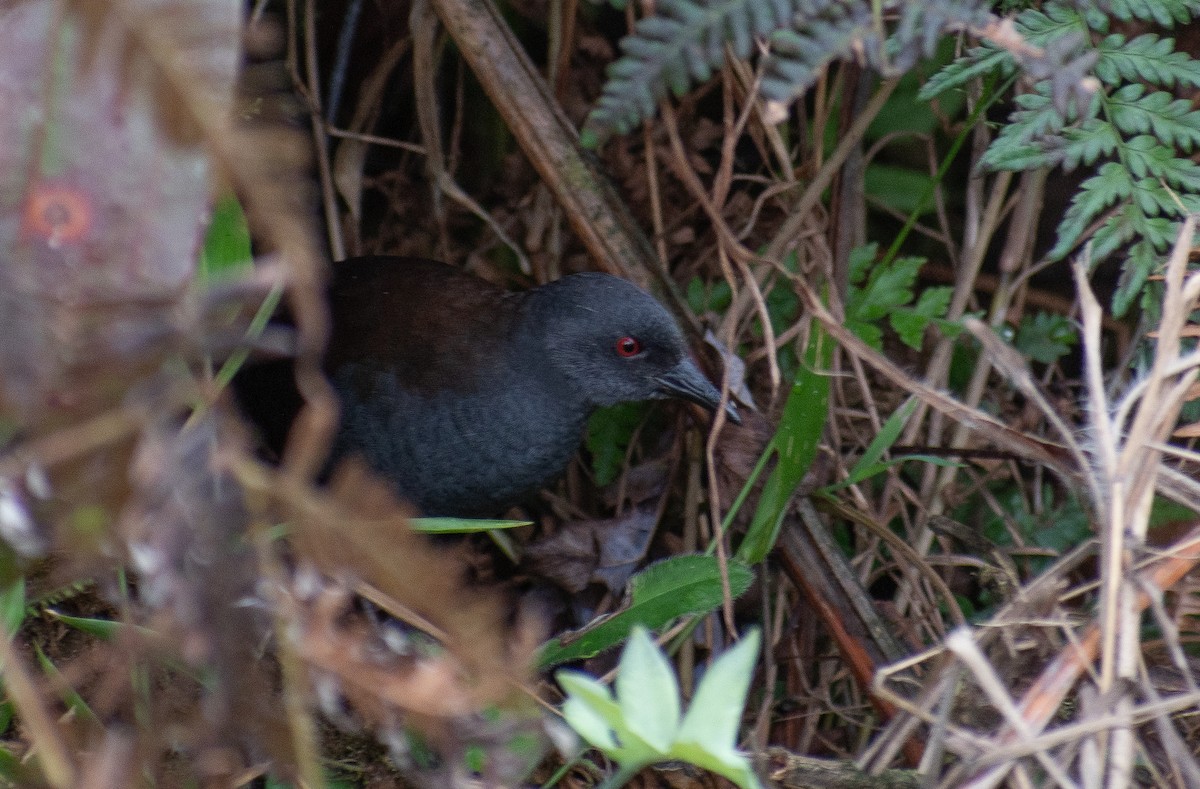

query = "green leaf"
[537,555,754,667]
[864,165,937,216]
[675,630,764,789]
[1013,312,1078,364]
[1048,163,1134,260]
[1108,85,1200,152]
[1106,0,1200,25]
[677,629,759,754]
[919,45,1011,100]
[410,517,532,534]
[197,193,252,285]
[34,644,98,725]
[836,398,917,490]
[736,324,830,564]
[1096,34,1200,89]
[557,673,624,753]
[557,627,764,788]
[848,255,924,322]
[0,743,30,784]
[586,402,649,487]
[890,286,952,350]
[617,628,680,752]
[0,580,24,637]
[44,610,122,640]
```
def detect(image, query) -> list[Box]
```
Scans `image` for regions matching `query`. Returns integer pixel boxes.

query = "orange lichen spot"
[23,183,94,248]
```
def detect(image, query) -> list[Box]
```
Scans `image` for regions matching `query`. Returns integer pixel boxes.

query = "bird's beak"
[656,358,742,424]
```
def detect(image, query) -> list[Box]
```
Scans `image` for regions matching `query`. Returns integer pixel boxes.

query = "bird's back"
[326,258,520,393]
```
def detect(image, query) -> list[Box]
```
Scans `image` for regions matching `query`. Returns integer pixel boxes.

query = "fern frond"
[1105,0,1200,25]
[889,0,992,72]
[1095,34,1200,88]
[917,43,1011,98]
[927,0,1200,316]
[760,1,873,104]
[1107,84,1200,152]
[583,0,1028,145]
[581,0,795,145]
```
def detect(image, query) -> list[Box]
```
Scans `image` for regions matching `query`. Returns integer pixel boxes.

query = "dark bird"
[237,256,737,515]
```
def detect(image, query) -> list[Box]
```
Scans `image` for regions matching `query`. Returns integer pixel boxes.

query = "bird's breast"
[332,365,590,515]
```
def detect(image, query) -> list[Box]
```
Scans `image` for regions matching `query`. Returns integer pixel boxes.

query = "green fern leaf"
[1112,237,1161,316]
[1107,85,1200,152]
[582,0,794,146]
[978,137,1053,170]
[1105,0,1200,26]
[1095,34,1200,88]
[1057,120,1120,170]
[1047,163,1133,260]
[920,7,1087,101]
[762,4,874,104]
[918,44,1011,99]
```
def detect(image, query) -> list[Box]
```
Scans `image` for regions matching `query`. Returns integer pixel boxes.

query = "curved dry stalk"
[0,635,76,788]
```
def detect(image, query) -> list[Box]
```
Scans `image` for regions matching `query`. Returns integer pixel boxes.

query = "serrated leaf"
[890,286,950,350]
[537,555,754,667]
[1107,0,1200,25]
[1096,34,1200,88]
[919,45,1011,99]
[1113,237,1161,316]
[1108,86,1200,152]
[848,255,924,322]
[1013,312,1079,364]
[584,0,794,145]
[1048,163,1135,260]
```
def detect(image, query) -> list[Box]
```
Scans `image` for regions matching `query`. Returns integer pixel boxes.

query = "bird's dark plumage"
[236,256,735,515]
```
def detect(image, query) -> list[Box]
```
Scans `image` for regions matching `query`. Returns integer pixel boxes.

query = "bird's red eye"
[615,336,642,357]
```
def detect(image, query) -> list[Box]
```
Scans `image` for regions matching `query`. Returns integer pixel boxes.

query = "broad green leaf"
[538,555,754,667]
[676,629,760,758]
[737,325,830,564]
[670,741,763,789]
[617,627,680,751]
[559,671,656,765]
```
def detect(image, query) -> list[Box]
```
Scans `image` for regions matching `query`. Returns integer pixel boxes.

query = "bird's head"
[529,273,739,421]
